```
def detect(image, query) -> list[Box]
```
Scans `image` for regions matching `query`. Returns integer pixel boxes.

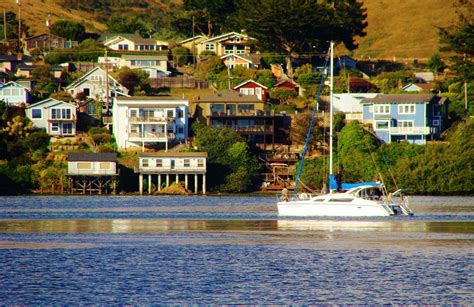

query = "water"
[0,195,473,304]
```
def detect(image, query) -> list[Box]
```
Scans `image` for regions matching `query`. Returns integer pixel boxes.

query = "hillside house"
[112,96,188,150]
[24,33,77,54]
[361,94,449,144]
[26,98,77,136]
[67,152,118,194]
[136,152,207,195]
[402,83,434,92]
[221,53,261,69]
[66,66,128,101]
[0,54,33,74]
[274,79,303,96]
[177,35,208,54]
[104,34,168,52]
[192,90,276,146]
[233,80,268,102]
[16,64,64,79]
[320,93,378,121]
[194,32,255,57]
[119,54,169,77]
[0,81,30,106]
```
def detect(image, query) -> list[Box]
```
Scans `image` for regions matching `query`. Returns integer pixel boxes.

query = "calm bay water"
[0,195,472,304]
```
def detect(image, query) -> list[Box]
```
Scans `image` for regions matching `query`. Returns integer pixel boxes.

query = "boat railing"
[277,192,314,202]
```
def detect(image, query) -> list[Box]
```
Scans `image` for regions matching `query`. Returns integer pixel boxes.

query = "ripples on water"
[0,195,473,304]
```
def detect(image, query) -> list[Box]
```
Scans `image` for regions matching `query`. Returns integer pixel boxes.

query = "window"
[142,159,149,167]
[167,110,174,118]
[62,123,73,135]
[170,160,175,169]
[100,162,111,170]
[238,104,255,114]
[236,45,245,54]
[184,159,190,167]
[156,159,162,167]
[368,106,373,113]
[77,162,92,169]
[83,88,90,96]
[198,159,204,167]
[374,105,390,114]
[31,109,42,119]
[178,126,184,134]
[398,120,413,128]
[211,104,225,116]
[398,104,415,114]
[130,110,137,118]
[3,89,11,96]
[205,43,215,50]
[225,46,234,54]
[51,123,59,132]
[375,121,389,130]
[87,103,97,116]
[432,119,440,126]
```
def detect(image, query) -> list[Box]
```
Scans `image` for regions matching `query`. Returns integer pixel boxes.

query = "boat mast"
[329,41,334,192]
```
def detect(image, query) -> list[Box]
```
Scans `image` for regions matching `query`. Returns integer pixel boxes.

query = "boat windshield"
[350,186,383,200]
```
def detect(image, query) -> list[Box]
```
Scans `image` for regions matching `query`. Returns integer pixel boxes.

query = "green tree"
[50,20,86,41]
[192,123,260,192]
[183,0,236,36]
[426,53,446,73]
[0,11,29,40]
[172,46,192,66]
[439,0,474,81]
[106,13,149,36]
[114,67,151,95]
[233,0,367,75]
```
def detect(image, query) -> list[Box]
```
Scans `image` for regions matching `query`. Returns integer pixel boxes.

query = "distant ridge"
[0,0,458,59]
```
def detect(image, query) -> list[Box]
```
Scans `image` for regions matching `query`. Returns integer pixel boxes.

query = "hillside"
[352,0,458,59]
[0,0,459,59]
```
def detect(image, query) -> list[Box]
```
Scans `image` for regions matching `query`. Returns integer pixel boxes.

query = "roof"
[178,35,208,45]
[65,66,124,90]
[17,64,63,71]
[139,152,208,158]
[221,53,261,64]
[26,98,75,109]
[25,33,66,41]
[121,54,168,61]
[203,31,255,43]
[0,81,28,90]
[275,79,298,87]
[361,94,446,104]
[234,79,268,90]
[68,152,117,162]
[104,34,168,46]
[402,83,434,91]
[116,96,185,101]
[195,90,260,103]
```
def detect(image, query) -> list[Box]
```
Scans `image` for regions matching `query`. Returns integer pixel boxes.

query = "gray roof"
[68,152,117,162]
[195,90,260,103]
[361,94,444,104]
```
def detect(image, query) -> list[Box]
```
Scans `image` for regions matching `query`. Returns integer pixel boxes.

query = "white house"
[402,83,434,92]
[137,151,207,195]
[112,96,189,150]
[320,93,378,122]
[26,98,77,136]
[199,32,255,56]
[67,152,118,176]
[119,54,169,77]
[66,66,128,100]
[0,81,30,106]
[104,34,168,52]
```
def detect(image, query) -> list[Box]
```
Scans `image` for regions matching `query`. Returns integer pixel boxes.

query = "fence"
[149,77,209,89]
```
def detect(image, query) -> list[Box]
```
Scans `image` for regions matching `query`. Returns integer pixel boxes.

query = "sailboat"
[277,42,413,217]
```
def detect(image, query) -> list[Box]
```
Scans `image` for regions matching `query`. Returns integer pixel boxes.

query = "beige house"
[180,32,255,57]
[221,53,261,69]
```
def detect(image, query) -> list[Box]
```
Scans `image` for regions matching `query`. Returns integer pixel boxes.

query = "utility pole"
[192,15,196,68]
[16,0,21,52]
[46,15,51,52]
[227,64,231,90]
[465,80,468,111]
[105,48,110,115]
[3,9,7,41]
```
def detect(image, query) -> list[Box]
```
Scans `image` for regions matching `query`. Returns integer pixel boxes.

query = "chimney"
[17,53,23,61]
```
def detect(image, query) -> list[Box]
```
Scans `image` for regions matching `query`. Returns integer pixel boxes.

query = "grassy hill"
[0,0,458,60]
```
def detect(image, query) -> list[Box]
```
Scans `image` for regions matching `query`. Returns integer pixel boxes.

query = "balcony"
[128,131,175,141]
[345,113,363,121]
[390,126,430,135]
[210,110,274,117]
[129,116,174,124]
[233,125,274,133]
[136,165,206,173]
[48,115,76,122]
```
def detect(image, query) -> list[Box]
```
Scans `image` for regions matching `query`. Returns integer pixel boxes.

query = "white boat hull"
[277,199,393,217]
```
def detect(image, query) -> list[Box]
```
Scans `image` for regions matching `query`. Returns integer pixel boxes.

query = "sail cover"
[329,174,380,190]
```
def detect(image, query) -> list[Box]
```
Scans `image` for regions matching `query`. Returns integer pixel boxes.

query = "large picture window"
[375,121,389,130]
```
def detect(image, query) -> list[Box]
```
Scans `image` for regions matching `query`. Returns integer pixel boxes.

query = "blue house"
[0,81,30,106]
[361,94,449,144]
